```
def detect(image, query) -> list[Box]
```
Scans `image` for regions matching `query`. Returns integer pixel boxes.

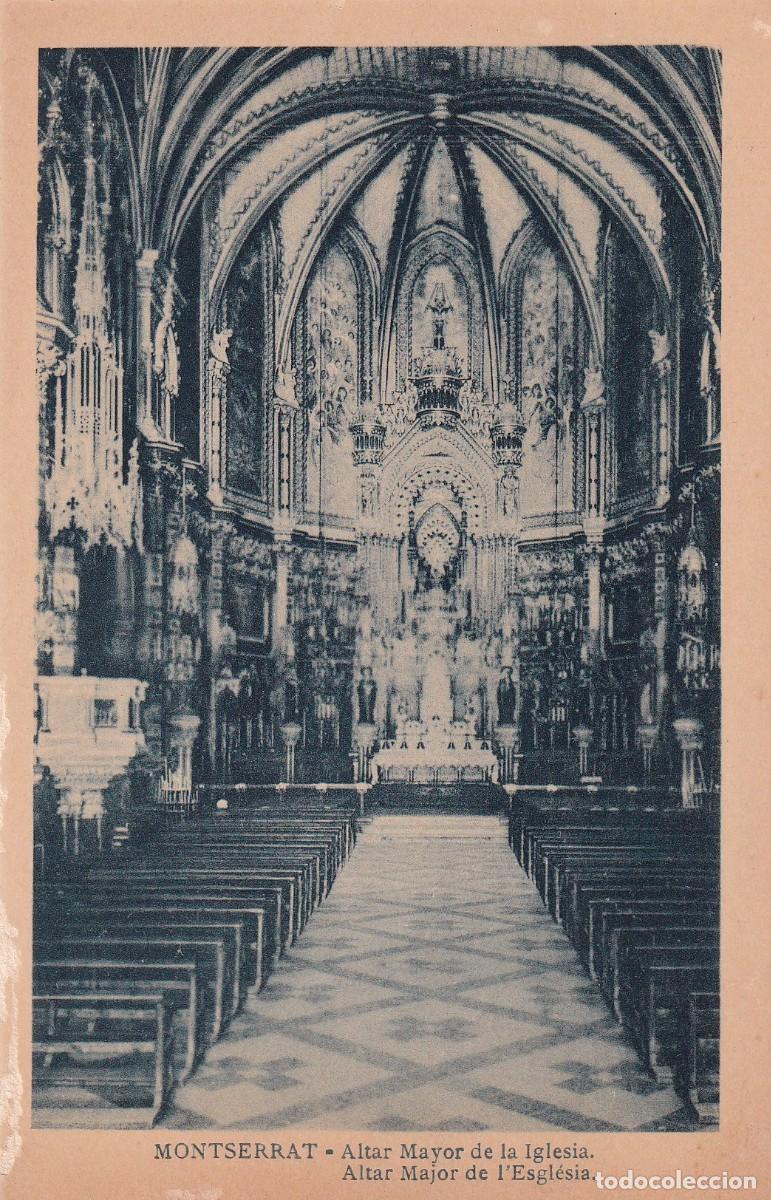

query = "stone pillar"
[353,722,378,782]
[272,366,298,522]
[50,543,79,675]
[273,536,292,640]
[649,331,672,507]
[573,724,593,778]
[169,713,201,791]
[581,365,607,662]
[136,249,160,436]
[637,721,658,781]
[207,329,232,505]
[672,716,704,808]
[495,724,519,784]
[582,365,606,524]
[36,335,66,502]
[651,529,670,728]
[281,720,302,784]
[206,520,229,770]
[584,537,604,661]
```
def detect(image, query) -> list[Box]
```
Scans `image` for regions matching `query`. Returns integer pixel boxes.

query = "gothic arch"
[381,422,497,536]
[392,225,485,396]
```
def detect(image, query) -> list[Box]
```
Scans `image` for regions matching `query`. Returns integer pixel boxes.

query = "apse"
[34,43,721,798]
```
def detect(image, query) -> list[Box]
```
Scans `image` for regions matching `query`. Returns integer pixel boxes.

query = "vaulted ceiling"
[40,45,720,386]
[85,45,719,264]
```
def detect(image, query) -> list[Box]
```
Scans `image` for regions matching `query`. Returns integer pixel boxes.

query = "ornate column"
[281,720,302,784]
[699,271,721,442]
[271,366,299,644]
[207,329,232,505]
[495,724,519,784]
[205,518,229,770]
[273,537,292,639]
[672,717,704,808]
[349,402,386,528]
[581,365,607,660]
[573,724,593,778]
[272,366,298,525]
[36,335,66,499]
[650,525,671,731]
[136,249,160,436]
[490,382,527,534]
[168,713,201,793]
[352,723,378,783]
[50,543,79,675]
[649,330,672,506]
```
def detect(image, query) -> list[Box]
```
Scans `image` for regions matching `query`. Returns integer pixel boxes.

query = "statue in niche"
[500,471,517,518]
[209,328,233,367]
[360,475,376,517]
[648,330,670,371]
[274,365,297,407]
[357,665,378,725]
[496,666,517,725]
[582,363,605,408]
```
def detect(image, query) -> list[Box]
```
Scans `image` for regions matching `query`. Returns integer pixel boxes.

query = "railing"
[199,781,371,816]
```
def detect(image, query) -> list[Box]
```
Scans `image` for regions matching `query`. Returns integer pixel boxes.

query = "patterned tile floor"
[161,815,696,1131]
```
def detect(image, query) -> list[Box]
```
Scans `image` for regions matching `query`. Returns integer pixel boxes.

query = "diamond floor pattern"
[160,815,695,1131]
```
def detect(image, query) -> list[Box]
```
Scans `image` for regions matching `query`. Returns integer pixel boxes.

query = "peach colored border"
[1,2,769,1196]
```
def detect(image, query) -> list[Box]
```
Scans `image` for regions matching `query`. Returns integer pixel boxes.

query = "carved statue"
[699,285,721,402]
[500,472,517,518]
[357,665,378,724]
[360,475,376,517]
[209,327,233,367]
[274,364,297,406]
[648,330,670,373]
[582,363,605,408]
[496,666,517,725]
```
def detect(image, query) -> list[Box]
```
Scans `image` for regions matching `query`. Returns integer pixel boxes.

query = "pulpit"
[35,675,147,852]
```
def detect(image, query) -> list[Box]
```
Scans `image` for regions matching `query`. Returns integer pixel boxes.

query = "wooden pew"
[571,884,718,963]
[558,860,718,927]
[170,822,349,875]
[35,912,246,1016]
[549,853,716,922]
[34,958,206,1082]
[85,860,302,941]
[594,903,720,989]
[621,947,720,1081]
[685,992,719,1124]
[35,935,232,1042]
[71,869,287,962]
[612,926,719,1022]
[38,892,269,992]
[32,992,174,1128]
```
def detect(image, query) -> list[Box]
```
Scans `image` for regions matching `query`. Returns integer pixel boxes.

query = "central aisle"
[162,815,691,1131]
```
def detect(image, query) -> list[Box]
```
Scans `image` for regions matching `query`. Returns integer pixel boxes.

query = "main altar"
[370,591,499,784]
[351,287,520,787]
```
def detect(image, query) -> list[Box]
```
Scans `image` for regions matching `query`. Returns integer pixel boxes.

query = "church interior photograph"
[34,46,721,1132]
